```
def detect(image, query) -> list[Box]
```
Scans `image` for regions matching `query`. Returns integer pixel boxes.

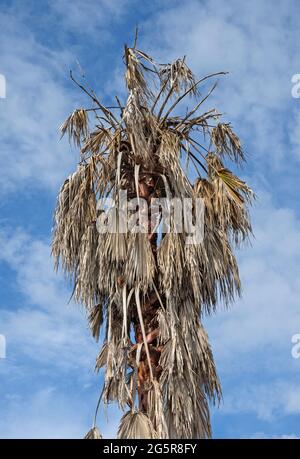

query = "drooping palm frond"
[117,411,158,439]
[88,303,103,342]
[53,30,254,440]
[159,58,198,96]
[211,122,245,163]
[84,426,102,440]
[52,162,97,274]
[81,127,113,155]
[160,330,212,439]
[125,46,155,90]
[60,108,89,146]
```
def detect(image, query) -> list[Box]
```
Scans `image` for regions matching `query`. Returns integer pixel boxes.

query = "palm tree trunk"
[132,175,162,412]
[133,290,162,412]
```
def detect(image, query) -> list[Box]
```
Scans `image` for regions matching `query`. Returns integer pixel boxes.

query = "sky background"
[0,0,300,439]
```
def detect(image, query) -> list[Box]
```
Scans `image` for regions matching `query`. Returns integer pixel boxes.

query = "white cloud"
[51,0,131,35]
[0,10,78,194]
[219,381,300,422]
[0,228,97,369]
[284,387,300,415]
[205,190,300,365]
[0,387,90,439]
[0,1,138,195]
[0,382,120,439]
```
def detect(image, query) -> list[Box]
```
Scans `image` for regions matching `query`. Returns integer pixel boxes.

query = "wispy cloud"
[0,228,97,369]
[0,10,77,193]
[207,190,300,361]
[51,0,131,35]
[219,381,300,422]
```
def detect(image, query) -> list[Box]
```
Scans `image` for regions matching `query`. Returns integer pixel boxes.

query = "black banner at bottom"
[0,439,299,456]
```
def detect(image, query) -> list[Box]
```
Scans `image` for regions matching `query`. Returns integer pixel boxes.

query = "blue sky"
[0,0,300,439]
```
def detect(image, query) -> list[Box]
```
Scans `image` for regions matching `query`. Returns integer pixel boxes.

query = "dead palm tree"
[52,32,253,439]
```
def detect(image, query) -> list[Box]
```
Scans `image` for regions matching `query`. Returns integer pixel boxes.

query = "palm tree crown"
[52,32,254,439]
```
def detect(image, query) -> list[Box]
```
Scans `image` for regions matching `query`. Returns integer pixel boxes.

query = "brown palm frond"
[160,329,212,439]
[125,233,156,293]
[157,233,185,299]
[81,127,112,155]
[123,93,159,163]
[211,122,245,163]
[74,223,100,307]
[117,411,158,439]
[147,380,168,439]
[194,174,253,244]
[95,343,108,371]
[158,129,193,197]
[159,58,198,95]
[202,227,241,309]
[60,109,89,146]
[52,161,97,275]
[88,304,103,342]
[215,167,253,204]
[124,46,155,101]
[84,426,102,439]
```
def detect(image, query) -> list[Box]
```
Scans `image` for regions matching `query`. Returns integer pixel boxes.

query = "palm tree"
[52,32,253,439]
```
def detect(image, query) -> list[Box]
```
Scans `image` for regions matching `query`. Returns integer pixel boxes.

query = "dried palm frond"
[74,224,100,307]
[117,411,158,439]
[177,306,222,402]
[88,303,103,342]
[95,342,108,371]
[199,227,241,311]
[123,92,159,164]
[194,178,215,226]
[159,58,198,95]
[211,122,245,163]
[195,175,253,244]
[94,232,128,296]
[124,46,154,101]
[215,168,253,205]
[101,303,131,408]
[164,382,211,439]
[84,426,102,439]
[157,308,171,345]
[158,129,193,197]
[157,233,185,299]
[160,329,212,439]
[124,233,156,293]
[81,127,112,155]
[60,109,89,146]
[52,162,97,275]
[147,380,168,439]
